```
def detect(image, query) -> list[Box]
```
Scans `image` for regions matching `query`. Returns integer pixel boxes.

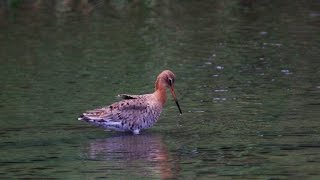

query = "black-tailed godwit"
[78,70,182,134]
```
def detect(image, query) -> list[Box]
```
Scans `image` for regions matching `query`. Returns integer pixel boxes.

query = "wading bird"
[78,70,182,134]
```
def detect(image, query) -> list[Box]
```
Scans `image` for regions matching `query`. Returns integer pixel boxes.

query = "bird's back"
[78,93,163,134]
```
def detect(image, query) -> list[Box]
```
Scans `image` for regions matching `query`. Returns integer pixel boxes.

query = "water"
[1,1,320,179]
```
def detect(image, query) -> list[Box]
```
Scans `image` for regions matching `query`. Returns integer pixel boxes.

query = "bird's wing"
[117,94,140,99]
[81,97,150,123]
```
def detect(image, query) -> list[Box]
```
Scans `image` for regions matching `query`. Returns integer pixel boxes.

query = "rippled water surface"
[1,1,320,179]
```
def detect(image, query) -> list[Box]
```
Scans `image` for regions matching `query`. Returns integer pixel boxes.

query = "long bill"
[170,86,182,114]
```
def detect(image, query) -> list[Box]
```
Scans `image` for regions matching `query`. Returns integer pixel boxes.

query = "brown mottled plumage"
[78,70,182,134]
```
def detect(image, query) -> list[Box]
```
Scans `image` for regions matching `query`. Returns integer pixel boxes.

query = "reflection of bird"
[83,134,177,179]
[78,70,182,134]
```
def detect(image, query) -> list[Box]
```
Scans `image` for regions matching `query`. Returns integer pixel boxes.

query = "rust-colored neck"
[155,78,167,105]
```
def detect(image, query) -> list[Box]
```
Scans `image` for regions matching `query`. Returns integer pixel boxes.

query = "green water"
[1,1,320,179]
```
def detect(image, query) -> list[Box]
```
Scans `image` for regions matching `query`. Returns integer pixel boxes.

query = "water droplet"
[263,42,282,47]
[309,12,320,17]
[213,97,227,102]
[259,31,268,36]
[281,69,292,75]
[215,66,224,70]
[194,110,205,113]
[214,89,228,92]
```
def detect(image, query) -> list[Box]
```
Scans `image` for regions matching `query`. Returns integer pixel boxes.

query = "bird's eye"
[168,78,173,85]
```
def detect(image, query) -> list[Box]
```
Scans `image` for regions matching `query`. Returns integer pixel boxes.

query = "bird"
[78,70,182,134]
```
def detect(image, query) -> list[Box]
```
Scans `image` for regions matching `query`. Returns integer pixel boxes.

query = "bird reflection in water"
[82,134,178,179]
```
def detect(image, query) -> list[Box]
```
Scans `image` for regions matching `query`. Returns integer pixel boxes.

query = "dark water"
[1,0,320,179]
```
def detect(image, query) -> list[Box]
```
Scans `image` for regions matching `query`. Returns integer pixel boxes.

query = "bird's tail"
[78,114,123,130]
[78,114,89,121]
[78,114,105,123]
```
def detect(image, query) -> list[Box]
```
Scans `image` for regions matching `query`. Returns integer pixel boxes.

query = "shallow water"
[0,0,320,179]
